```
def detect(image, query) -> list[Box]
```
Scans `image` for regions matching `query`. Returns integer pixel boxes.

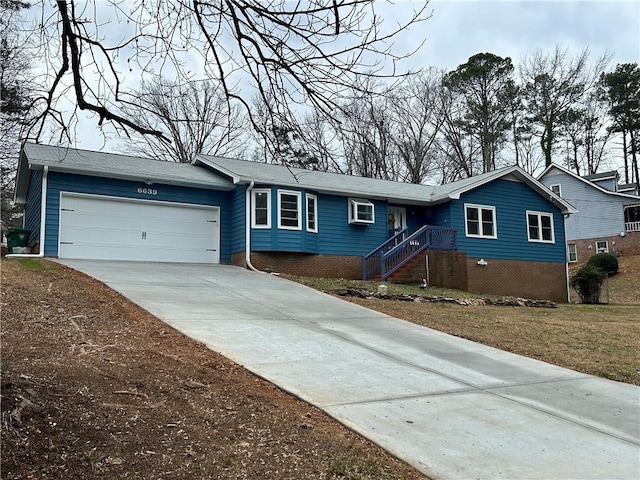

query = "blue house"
[14,143,576,301]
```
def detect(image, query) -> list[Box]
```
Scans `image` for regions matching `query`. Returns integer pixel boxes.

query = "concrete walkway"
[59,260,639,479]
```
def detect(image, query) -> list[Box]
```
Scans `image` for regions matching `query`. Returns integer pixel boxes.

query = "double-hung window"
[527,211,555,243]
[278,190,302,230]
[306,194,318,233]
[568,244,577,263]
[596,241,608,253]
[251,189,271,228]
[465,204,496,239]
[550,184,562,197]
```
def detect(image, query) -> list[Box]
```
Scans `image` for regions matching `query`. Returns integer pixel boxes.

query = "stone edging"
[335,288,557,308]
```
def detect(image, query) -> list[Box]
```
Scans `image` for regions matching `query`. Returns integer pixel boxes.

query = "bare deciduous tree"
[119,78,247,163]
[28,0,429,144]
[435,85,481,180]
[390,68,445,184]
[337,80,400,181]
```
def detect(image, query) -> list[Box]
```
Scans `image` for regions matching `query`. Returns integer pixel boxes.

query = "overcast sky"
[403,0,638,71]
[55,0,639,156]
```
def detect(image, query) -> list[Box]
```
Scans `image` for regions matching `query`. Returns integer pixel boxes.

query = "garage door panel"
[59,194,219,263]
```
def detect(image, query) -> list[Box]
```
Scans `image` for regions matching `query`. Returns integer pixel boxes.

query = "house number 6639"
[137,187,158,195]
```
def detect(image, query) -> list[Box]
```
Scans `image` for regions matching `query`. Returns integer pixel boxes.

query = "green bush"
[587,252,619,275]
[570,265,606,304]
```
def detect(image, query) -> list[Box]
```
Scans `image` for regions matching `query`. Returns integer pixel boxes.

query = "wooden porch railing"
[361,227,408,281]
[362,225,457,281]
[625,221,640,232]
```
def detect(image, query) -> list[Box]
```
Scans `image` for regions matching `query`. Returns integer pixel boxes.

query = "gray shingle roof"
[195,154,577,213]
[20,143,233,191]
[196,154,460,204]
[539,164,640,202]
[14,144,577,215]
[583,170,619,181]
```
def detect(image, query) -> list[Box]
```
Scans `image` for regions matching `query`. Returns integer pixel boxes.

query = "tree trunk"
[513,123,519,167]
[541,122,553,167]
[630,129,639,185]
[622,130,629,184]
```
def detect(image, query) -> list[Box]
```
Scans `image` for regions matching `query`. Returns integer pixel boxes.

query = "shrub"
[570,265,606,304]
[587,252,619,275]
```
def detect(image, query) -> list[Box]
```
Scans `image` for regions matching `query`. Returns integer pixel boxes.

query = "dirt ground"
[1,259,425,480]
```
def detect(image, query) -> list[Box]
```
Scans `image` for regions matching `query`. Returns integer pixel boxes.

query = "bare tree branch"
[25,0,430,145]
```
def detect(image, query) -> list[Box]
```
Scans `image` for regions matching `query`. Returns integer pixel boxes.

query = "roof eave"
[540,163,640,200]
[13,150,32,205]
[44,164,235,191]
[194,155,241,184]
[449,166,577,215]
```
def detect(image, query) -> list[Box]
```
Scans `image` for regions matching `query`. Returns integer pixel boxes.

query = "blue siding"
[249,188,387,255]
[317,194,387,255]
[427,203,453,229]
[230,185,246,254]
[43,172,233,261]
[24,169,43,245]
[399,205,434,233]
[451,179,566,262]
[250,186,321,253]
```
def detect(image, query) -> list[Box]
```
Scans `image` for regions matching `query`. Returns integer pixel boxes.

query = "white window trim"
[550,183,562,197]
[596,240,609,253]
[568,243,577,263]
[306,193,318,233]
[277,189,302,231]
[348,198,375,224]
[251,188,271,229]
[464,204,497,239]
[527,210,555,243]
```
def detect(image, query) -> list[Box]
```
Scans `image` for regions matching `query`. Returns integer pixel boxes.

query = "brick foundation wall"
[427,251,469,291]
[570,232,640,263]
[232,251,569,302]
[466,258,568,303]
[387,251,468,291]
[232,251,363,279]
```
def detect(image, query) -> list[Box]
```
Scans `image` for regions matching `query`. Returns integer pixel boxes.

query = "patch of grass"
[15,258,47,271]
[608,255,640,304]
[326,450,402,480]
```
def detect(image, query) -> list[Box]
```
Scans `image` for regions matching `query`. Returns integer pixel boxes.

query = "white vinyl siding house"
[539,166,640,241]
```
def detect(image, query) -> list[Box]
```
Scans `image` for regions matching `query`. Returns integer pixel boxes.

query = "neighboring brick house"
[538,164,640,263]
[15,143,577,301]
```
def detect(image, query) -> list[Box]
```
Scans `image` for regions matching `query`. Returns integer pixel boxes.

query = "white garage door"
[59,194,220,263]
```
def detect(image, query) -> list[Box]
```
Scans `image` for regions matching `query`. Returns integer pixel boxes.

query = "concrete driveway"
[59,260,639,479]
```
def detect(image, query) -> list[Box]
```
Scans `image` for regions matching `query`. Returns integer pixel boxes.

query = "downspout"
[7,166,48,258]
[244,181,261,272]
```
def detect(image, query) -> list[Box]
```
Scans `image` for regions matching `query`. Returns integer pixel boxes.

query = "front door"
[388,206,407,237]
